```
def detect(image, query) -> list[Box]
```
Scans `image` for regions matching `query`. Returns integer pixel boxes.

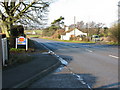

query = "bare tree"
[95,23,105,35]
[0,0,51,37]
[76,21,84,29]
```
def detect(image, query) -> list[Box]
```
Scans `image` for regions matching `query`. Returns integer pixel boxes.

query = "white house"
[61,28,87,40]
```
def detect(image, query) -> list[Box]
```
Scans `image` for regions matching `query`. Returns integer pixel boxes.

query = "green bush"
[109,24,120,42]
[43,29,56,37]
[10,48,25,52]
[10,47,35,53]
[58,34,61,39]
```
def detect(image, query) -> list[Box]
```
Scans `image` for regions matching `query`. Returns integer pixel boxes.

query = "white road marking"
[81,81,86,84]
[46,41,50,42]
[86,49,93,52]
[39,43,92,89]
[58,57,68,66]
[67,67,92,89]
[109,55,119,59]
[72,46,76,47]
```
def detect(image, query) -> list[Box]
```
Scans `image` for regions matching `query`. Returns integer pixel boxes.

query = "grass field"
[26,35,41,38]
[24,30,42,34]
[25,30,43,37]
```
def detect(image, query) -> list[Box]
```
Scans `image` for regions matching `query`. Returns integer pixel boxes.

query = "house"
[25,31,36,35]
[61,28,87,40]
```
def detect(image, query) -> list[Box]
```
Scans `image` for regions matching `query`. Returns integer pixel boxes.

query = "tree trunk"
[0,22,10,37]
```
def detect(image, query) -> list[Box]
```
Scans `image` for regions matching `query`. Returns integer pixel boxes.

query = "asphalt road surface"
[28,38,119,89]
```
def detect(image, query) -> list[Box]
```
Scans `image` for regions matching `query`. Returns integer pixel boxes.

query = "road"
[28,38,119,89]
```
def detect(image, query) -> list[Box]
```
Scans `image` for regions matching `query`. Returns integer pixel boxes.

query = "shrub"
[58,34,61,39]
[109,24,120,42]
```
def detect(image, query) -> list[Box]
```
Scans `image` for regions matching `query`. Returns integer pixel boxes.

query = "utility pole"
[87,16,90,37]
[74,16,76,37]
[87,23,89,36]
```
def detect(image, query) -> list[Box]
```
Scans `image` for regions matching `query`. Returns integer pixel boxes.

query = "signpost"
[16,36,28,50]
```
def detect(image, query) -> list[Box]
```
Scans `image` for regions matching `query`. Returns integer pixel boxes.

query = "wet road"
[29,38,119,89]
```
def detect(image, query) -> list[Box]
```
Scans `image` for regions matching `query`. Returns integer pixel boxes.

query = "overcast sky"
[48,0,119,27]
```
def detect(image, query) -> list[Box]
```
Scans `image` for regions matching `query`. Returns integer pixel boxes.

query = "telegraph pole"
[74,16,76,37]
[87,23,89,36]
[87,16,90,37]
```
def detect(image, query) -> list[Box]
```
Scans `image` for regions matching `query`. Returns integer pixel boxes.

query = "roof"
[62,28,83,35]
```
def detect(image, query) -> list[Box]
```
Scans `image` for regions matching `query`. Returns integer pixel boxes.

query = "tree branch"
[14,1,37,21]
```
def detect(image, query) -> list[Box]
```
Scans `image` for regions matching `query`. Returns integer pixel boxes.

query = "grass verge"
[39,37,95,43]
[3,54,36,70]
[3,39,36,70]
[26,35,41,38]
[105,42,119,45]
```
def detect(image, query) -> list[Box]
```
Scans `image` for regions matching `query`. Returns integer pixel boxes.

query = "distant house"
[25,31,36,35]
[61,28,87,40]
